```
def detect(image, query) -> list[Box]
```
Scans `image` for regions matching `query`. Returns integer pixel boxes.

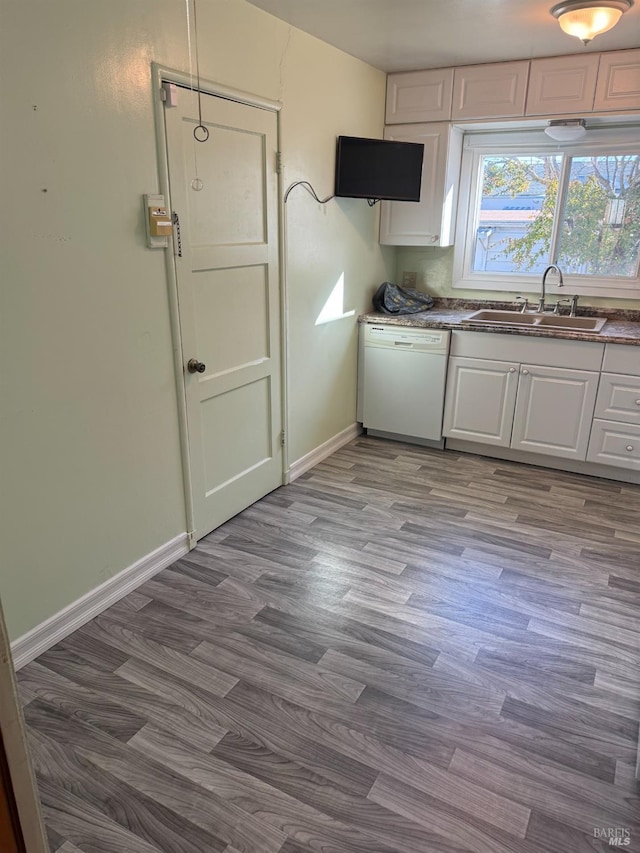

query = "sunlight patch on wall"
[315,273,355,325]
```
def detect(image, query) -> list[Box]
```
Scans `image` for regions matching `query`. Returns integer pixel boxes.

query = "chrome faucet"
[538,264,564,313]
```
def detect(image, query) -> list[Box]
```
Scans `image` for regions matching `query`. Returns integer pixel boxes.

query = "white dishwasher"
[360,324,450,442]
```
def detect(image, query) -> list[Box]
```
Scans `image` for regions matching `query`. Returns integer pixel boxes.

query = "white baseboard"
[11,533,189,670]
[288,423,362,483]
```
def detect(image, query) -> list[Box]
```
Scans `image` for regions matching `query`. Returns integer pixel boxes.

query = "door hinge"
[276,151,282,175]
[280,430,285,447]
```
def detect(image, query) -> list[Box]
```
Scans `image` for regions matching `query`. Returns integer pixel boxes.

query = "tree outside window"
[473,153,640,280]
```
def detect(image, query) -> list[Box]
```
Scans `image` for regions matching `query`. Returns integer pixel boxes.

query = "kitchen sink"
[462,309,607,333]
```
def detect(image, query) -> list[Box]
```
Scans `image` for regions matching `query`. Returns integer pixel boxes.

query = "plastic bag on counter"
[372,281,434,315]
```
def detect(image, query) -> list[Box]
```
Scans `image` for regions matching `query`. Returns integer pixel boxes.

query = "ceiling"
[245,0,640,72]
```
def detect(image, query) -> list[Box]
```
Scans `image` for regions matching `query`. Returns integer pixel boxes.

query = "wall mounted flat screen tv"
[334,136,424,202]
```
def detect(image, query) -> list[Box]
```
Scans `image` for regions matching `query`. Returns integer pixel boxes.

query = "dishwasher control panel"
[364,324,449,353]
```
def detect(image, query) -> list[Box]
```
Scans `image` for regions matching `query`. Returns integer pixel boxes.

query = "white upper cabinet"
[386,69,454,124]
[379,123,463,247]
[526,54,599,116]
[452,61,530,120]
[594,49,640,112]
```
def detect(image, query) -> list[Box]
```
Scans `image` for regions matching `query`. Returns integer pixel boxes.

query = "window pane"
[556,155,640,278]
[473,154,561,274]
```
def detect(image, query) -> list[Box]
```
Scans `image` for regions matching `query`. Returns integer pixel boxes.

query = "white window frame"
[452,126,640,299]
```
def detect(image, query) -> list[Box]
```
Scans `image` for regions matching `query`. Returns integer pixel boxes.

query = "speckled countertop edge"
[358,299,640,346]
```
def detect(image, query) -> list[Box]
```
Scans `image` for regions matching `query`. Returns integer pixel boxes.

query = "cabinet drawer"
[595,373,640,425]
[587,419,640,470]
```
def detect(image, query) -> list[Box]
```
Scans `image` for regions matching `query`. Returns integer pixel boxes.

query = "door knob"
[187,358,206,374]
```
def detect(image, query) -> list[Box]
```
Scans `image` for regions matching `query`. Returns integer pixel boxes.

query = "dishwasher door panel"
[362,345,448,440]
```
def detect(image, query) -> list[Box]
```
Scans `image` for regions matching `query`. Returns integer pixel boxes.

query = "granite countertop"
[359,299,640,346]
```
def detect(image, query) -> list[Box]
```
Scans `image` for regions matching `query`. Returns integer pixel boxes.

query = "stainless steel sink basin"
[462,309,607,333]
[535,314,607,332]
[461,310,539,325]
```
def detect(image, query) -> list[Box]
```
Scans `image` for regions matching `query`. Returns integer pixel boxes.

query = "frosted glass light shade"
[550,1,632,44]
[545,119,587,141]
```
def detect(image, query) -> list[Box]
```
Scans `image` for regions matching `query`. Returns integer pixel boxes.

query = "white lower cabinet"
[442,356,518,446]
[443,334,602,463]
[585,344,640,472]
[511,365,599,459]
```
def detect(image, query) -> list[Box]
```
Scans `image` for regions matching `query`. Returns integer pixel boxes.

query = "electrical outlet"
[402,271,417,288]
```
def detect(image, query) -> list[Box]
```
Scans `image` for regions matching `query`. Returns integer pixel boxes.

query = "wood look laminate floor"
[17,437,640,853]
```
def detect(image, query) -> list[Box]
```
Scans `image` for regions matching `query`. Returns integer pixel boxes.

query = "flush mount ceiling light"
[550,0,633,44]
[544,118,588,140]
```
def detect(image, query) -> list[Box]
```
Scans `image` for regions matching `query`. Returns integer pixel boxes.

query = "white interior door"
[165,87,283,540]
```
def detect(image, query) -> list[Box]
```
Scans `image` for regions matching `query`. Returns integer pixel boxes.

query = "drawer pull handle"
[635,400,640,406]
[626,445,634,452]
[522,369,529,375]
[509,367,516,373]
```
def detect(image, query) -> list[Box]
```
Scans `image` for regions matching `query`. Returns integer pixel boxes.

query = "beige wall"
[1,0,393,639]
[396,247,640,309]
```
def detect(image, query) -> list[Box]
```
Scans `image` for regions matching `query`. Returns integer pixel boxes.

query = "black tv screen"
[334,136,424,202]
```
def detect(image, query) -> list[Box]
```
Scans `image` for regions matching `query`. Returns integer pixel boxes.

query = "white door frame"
[0,597,49,852]
[150,63,288,549]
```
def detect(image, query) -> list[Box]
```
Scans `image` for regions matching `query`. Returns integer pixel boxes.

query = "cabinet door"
[386,69,454,123]
[594,49,640,112]
[452,61,529,119]
[379,123,463,247]
[511,365,599,460]
[443,356,519,446]
[587,419,640,470]
[526,54,598,115]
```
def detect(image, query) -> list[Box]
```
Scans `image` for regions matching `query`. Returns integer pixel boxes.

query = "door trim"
[0,600,49,852]
[150,63,287,547]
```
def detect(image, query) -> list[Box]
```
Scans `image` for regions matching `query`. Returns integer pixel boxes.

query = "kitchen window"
[453,127,640,298]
